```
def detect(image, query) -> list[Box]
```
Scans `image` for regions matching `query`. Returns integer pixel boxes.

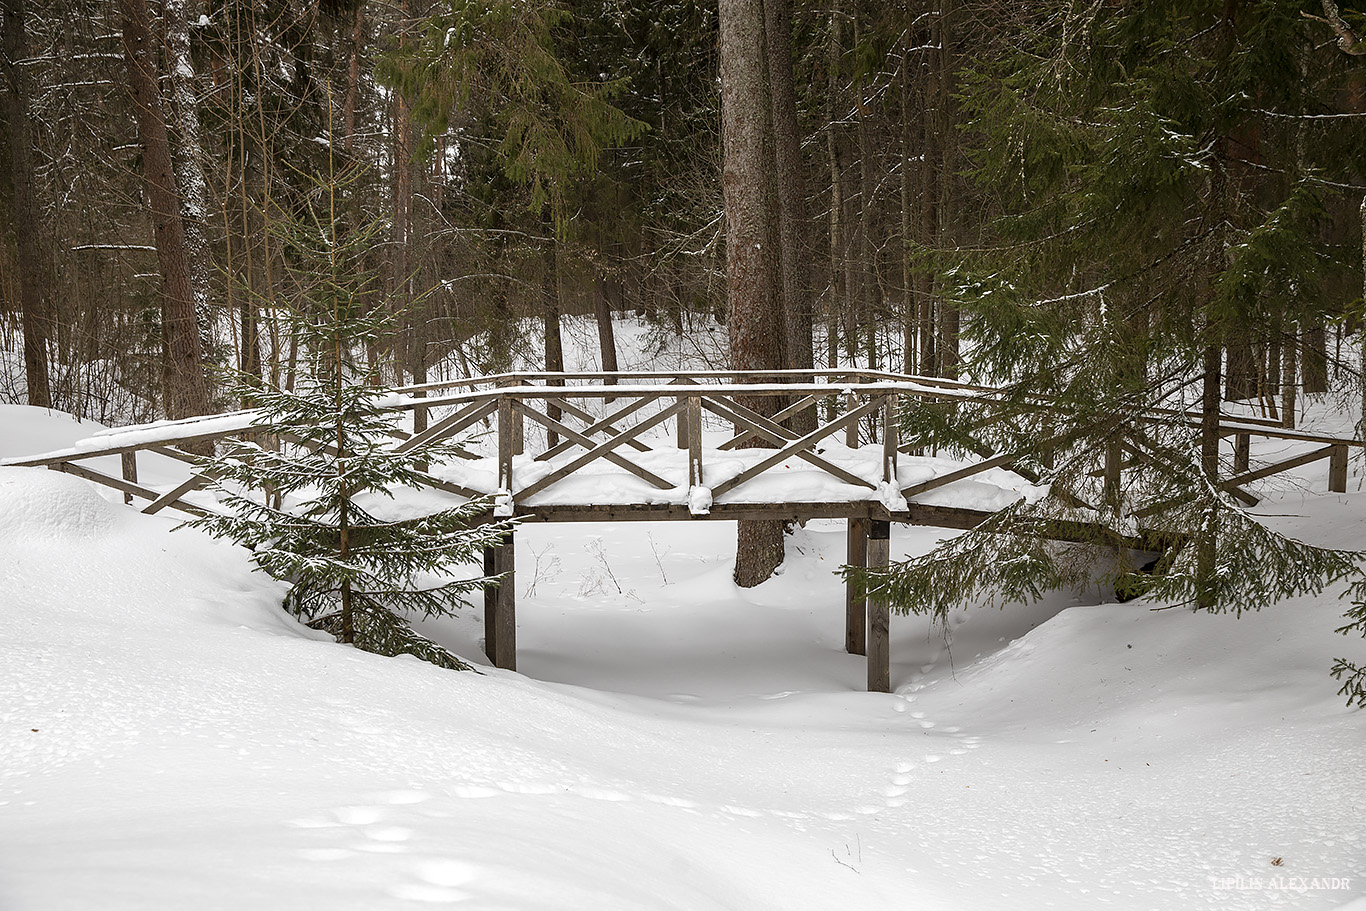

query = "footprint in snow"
[388,859,479,904]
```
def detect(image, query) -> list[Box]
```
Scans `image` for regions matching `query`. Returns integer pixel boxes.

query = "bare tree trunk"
[2,0,50,408]
[825,6,842,372]
[720,0,784,587]
[120,0,210,427]
[162,0,215,368]
[899,48,915,375]
[1198,340,1221,609]
[594,274,619,375]
[765,0,814,431]
[933,0,958,379]
[543,230,564,447]
[1303,324,1329,394]
[1282,324,1298,428]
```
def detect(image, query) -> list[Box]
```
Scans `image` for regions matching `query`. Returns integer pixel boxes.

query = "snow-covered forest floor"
[2,319,1365,910]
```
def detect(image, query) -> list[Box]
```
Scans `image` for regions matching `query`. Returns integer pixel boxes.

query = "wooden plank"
[497,380,524,455]
[721,393,823,449]
[899,451,1017,500]
[546,395,652,454]
[51,462,210,517]
[1120,438,1260,508]
[1329,444,1348,493]
[710,399,883,499]
[866,519,891,693]
[1222,444,1337,489]
[394,399,496,454]
[516,401,675,491]
[515,399,687,501]
[674,377,697,450]
[846,517,868,656]
[540,395,660,461]
[142,466,222,515]
[702,397,875,489]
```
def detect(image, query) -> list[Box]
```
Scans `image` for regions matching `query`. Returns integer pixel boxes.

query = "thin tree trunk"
[543,234,564,448]
[119,0,211,427]
[899,49,915,375]
[162,0,215,367]
[933,0,958,379]
[1303,324,1328,394]
[1198,341,1221,610]
[1282,324,1298,429]
[2,0,50,408]
[720,0,784,587]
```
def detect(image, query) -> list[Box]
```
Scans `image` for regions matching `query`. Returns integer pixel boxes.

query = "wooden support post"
[845,516,868,656]
[882,394,899,483]
[687,395,703,488]
[120,451,138,506]
[483,545,498,661]
[497,395,516,496]
[1329,443,1348,493]
[413,389,428,474]
[867,519,891,694]
[1234,433,1250,474]
[483,531,516,670]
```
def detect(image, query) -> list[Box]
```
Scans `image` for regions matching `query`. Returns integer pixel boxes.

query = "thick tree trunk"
[720,0,784,587]
[764,0,814,432]
[2,0,50,408]
[120,0,211,427]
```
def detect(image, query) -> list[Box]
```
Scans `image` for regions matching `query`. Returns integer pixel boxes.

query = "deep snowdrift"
[1,404,1364,910]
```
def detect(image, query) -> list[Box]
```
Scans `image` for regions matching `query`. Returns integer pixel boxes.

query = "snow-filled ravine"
[1,402,1364,911]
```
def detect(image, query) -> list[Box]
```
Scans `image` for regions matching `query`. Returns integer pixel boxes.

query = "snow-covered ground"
[2,399,1365,911]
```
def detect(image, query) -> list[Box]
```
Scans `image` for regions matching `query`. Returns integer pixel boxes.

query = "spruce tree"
[855,2,1366,675]
[194,165,512,671]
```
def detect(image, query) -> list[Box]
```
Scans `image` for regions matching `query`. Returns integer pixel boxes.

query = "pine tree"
[193,164,512,671]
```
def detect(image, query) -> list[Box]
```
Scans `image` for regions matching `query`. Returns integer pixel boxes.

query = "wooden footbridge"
[5,369,1360,691]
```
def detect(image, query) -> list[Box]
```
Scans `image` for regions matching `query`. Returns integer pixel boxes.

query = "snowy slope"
[1,402,1364,911]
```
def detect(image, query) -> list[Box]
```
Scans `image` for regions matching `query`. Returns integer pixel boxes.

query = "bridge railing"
[2,370,1359,520]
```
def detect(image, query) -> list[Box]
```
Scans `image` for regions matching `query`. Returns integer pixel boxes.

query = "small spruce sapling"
[193,165,512,670]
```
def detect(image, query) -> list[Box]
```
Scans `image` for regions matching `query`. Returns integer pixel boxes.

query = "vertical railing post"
[1103,440,1122,509]
[1329,444,1349,493]
[687,395,703,489]
[882,394,899,485]
[867,519,891,693]
[120,451,138,505]
[497,395,516,498]
[497,377,524,455]
[845,516,868,656]
[1234,432,1250,474]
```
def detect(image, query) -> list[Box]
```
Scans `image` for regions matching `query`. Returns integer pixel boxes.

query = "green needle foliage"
[194,165,513,671]
[849,2,1366,703]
